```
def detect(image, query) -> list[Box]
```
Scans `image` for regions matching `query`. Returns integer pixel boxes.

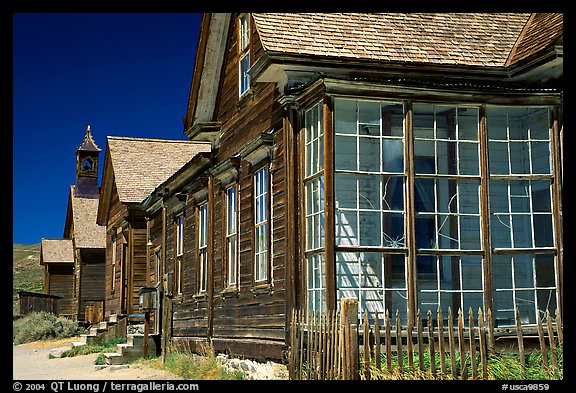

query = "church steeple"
[74,125,101,198]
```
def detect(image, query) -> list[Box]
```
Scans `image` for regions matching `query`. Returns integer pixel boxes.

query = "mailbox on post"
[138,286,158,358]
[138,286,157,312]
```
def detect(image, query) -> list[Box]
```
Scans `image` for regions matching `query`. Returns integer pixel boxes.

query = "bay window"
[303,96,560,328]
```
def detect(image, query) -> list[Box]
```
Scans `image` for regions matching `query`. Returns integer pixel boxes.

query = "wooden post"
[417,309,425,373]
[438,307,446,378]
[374,311,381,370]
[478,308,488,379]
[143,311,150,358]
[385,309,392,372]
[448,308,457,379]
[363,310,371,380]
[515,307,526,371]
[537,311,549,375]
[555,308,563,346]
[487,308,495,355]
[469,308,477,379]
[458,308,467,380]
[427,310,436,378]
[407,314,414,371]
[546,309,558,369]
[340,298,359,380]
[396,310,403,374]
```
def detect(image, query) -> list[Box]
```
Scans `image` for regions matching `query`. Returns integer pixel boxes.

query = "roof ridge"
[107,135,209,144]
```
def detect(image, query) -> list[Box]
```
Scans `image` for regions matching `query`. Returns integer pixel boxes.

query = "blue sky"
[13,13,203,245]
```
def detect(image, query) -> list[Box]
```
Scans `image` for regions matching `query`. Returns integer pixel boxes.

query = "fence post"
[340,298,359,380]
[545,309,558,369]
[515,306,526,377]
[363,310,371,380]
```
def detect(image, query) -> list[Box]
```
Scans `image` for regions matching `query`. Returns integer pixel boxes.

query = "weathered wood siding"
[129,210,148,315]
[169,14,289,360]
[78,248,105,321]
[104,183,127,318]
[47,264,75,318]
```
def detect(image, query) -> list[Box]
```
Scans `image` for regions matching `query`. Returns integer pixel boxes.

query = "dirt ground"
[12,337,182,380]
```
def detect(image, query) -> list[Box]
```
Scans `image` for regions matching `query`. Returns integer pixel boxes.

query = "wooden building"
[40,127,107,321]
[145,13,562,361]
[96,137,210,322]
[40,238,75,318]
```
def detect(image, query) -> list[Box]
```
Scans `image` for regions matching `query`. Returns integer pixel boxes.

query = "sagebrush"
[13,311,85,344]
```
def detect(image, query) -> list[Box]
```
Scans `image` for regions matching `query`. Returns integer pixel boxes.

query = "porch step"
[104,334,157,365]
[72,317,123,347]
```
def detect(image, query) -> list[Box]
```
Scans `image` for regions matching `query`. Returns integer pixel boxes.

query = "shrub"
[13,312,85,344]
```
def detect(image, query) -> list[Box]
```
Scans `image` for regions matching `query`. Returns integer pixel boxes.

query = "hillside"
[13,244,44,311]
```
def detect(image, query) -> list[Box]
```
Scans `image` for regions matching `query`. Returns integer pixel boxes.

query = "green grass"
[58,336,127,359]
[364,345,563,380]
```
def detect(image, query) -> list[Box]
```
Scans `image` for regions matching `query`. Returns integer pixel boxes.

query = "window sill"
[251,283,273,297]
[220,287,240,300]
[193,292,209,303]
[237,90,254,110]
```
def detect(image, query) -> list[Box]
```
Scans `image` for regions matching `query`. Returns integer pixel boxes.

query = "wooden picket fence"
[288,298,563,380]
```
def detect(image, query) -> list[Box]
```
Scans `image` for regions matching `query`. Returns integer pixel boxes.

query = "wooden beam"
[478,105,494,313]
[323,96,336,311]
[404,101,417,326]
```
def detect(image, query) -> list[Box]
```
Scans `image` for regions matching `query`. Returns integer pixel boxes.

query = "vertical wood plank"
[545,309,558,369]
[537,311,549,375]
[427,310,436,378]
[555,308,563,347]
[289,309,295,379]
[385,309,392,373]
[404,101,417,328]
[407,314,414,371]
[417,309,425,373]
[396,310,403,374]
[298,311,305,379]
[458,308,467,380]
[340,298,359,380]
[469,308,477,379]
[478,308,488,380]
[363,310,371,380]
[487,308,495,355]
[438,307,446,378]
[515,307,526,370]
[374,311,381,370]
[448,308,457,379]
[323,97,336,311]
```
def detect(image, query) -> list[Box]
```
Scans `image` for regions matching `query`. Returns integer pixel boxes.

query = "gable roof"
[252,13,537,67]
[185,13,562,135]
[105,137,212,204]
[66,186,106,249]
[506,13,563,66]
[40,238,74,265]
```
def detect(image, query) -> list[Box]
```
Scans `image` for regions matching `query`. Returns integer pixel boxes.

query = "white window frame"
[254,166,269,282]
[226,184,239,287]
[198,203,209,293]
[175,215,184,296]
[238,13,250,97]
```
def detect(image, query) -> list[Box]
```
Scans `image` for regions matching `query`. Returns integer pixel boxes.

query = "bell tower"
[75,125,101,198]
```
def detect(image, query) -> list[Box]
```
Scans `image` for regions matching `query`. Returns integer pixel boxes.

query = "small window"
[254,166,269,282]
[238,13,250,97]
[198,203,209,293]
[175,215,184,295]
[226,185,239,287]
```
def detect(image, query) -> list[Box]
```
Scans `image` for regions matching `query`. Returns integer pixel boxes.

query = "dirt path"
[13,338,182,380]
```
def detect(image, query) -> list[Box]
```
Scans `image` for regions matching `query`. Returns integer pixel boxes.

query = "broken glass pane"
[334,99,357,134]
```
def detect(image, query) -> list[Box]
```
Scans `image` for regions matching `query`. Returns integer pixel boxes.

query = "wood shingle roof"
[69,186,106,249]
[252,13,560,67]
[40,238,74,264]
[106,136,212,204]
